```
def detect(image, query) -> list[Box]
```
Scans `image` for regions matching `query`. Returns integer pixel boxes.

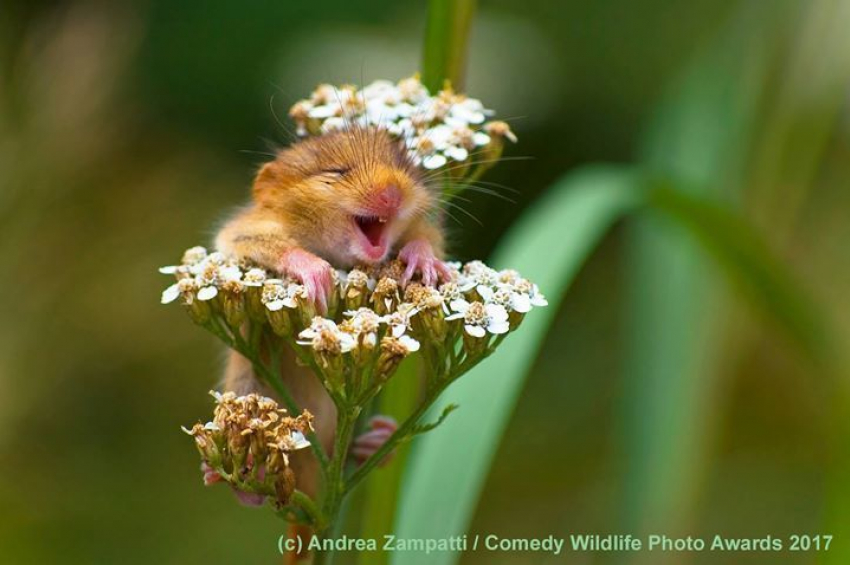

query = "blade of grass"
[393,165,643,565]
[421,0,476,92]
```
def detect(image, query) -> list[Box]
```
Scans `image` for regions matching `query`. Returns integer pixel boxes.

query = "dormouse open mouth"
[353,215,388,248]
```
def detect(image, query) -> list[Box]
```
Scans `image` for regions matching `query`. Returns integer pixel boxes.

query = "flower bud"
[274,467,297,506]
[221,282,246,328]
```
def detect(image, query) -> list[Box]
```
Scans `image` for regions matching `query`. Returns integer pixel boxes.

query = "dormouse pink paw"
[350,415,398,467]
[278,248,334,314]
[398,239,451,287]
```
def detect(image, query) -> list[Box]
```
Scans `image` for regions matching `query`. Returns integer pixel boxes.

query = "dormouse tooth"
[379,217,387,223]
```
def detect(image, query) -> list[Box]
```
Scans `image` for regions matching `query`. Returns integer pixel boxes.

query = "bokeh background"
[2,0,849,563]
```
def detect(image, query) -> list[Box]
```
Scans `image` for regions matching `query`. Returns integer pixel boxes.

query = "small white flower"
[262,279,297,311]
[160,246,210,275]
[479,284,532,314]
[243,268,267,287]
[182,246,209,265]
[343,308,382,348]
[509,279,549,309]
[446,300,510,337]
[382,303,418,338]
[339,269,376,293]
[448,97,491,125]
[161,277,198,304]
[297,318,356,353]
[309,103,340,119]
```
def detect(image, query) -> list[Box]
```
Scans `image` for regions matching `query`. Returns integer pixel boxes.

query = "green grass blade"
[421,0,476,92]
[393,165,643,565]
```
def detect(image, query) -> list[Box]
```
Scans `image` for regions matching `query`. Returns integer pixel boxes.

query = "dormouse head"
[253,127,434,266]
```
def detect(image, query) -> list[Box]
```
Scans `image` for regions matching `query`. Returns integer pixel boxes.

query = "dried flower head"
[182,392,313,506]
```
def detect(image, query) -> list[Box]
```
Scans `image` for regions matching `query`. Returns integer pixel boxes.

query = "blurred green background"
[2,0,849,563]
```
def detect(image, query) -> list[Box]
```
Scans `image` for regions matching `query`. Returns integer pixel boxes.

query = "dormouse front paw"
[398,239,452,287]
[278,248,334,314]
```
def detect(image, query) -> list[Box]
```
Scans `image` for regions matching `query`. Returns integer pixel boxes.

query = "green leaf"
[409,404,458,437]
[393,165,642,565]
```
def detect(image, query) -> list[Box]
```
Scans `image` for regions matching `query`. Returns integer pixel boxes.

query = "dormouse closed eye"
[313,167,351,184]
[324,167,350,175]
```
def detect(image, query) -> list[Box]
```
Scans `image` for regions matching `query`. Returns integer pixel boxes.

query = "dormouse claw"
[278,248,334,314]
[398,239,451,287]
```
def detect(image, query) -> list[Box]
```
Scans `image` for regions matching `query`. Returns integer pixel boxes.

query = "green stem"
[291,490,325,530]
[319,406,360,536]
[421,0,477,92]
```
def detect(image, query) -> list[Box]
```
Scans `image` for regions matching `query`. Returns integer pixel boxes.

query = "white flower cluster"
[160,246,244,304]
[288,75,517,170]
[160,247,546,371]
[434,260,546,339]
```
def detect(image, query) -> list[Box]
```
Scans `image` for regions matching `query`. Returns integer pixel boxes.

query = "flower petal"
[399,335,421,352]
[290,431,311,450]
[465,325,486,338]
[161,284,181,304]
[511,293,532,313]
[422,154,447,169]
[197,286,218,301]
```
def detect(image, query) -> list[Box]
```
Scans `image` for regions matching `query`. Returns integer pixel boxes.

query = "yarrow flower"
[298,317,357,355]
[288,75,517,172]
[446,299,510,338]
[160,246,545,359]
[162,247,545,409]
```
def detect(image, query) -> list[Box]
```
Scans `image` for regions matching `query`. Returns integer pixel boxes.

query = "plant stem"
[291,490,325,530]
[319,406,360,538]
[421,0,477,92]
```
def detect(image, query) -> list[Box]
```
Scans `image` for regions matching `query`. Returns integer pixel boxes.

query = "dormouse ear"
[252,162,279,194]
[253,160,295,204]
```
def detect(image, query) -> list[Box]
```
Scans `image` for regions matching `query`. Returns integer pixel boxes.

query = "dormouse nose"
[371,185,401,215]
